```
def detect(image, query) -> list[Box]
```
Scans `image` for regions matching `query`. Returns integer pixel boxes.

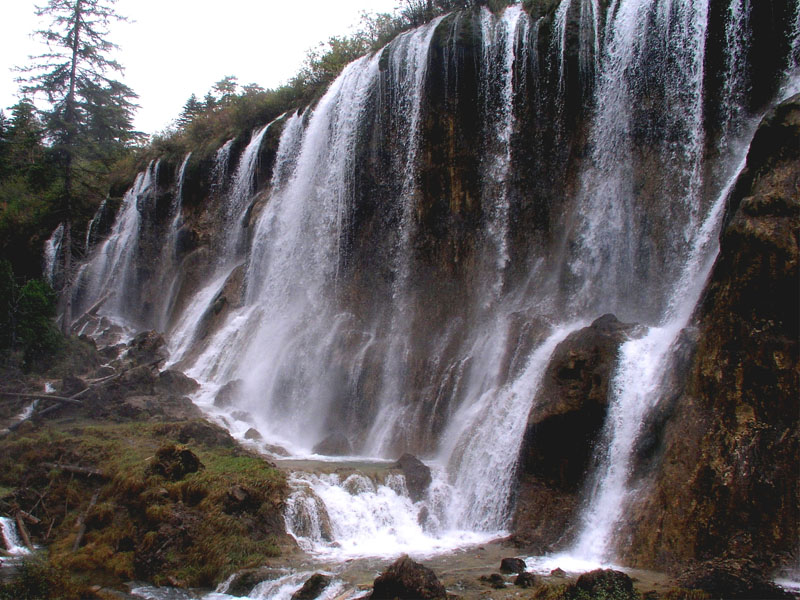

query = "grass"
[0,415,291,590]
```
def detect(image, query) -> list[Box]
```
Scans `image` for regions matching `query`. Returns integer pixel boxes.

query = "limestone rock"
[125,331,168,367]
[514,572,536,588]
[214,379,243,408]
[157,370,199,396]
[371,555,447,600]
[224,567,284,597]
[312,432,352,456]
[620,95,800,570]
[676,559,794,600]
[244,427,262,441]
[291,573,332,600]
[393,453,432,502]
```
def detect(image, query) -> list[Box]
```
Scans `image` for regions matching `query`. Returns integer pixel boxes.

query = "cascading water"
[72,160,159,330]
[68,0,798,579]
[0,516,32,556]
[43,223,64,286]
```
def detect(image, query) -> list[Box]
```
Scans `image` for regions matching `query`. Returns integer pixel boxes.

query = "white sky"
[1,0,400,134]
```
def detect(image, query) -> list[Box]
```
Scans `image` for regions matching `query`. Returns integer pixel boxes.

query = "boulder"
[371,555,447,600]
[157,370,200,396]
[515,572,536,588]
[312,432,353,456]
[479,573,506,589]
[214,379,243,408]
[676,559,794,599]
[224,567,284,597]
[513,314,635,549]
[244,427,262,441]
[573,569,636,600]
[393,454,432,502]
[291,573,332,600]
[125,331,168,367]
[500,557,527,574]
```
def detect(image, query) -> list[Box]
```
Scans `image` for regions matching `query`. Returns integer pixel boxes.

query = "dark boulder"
[500,557,527,574]
[479,573,506,589]
[312,432,353,456]
[214,379,243,408]
[676,559,794,600]
[393,453,432,502]
[513,314,635,549]
[224,567,284,597]
[371,555,447,600]
[61,375,88,396]
[291,573,332,600]
[572,569,636,600]
[125,331,168,367]
[157,370,199,396]
[515,572,536,588]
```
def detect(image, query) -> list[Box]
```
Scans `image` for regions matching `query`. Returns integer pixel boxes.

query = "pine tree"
[16,0,138,332]
[177,93,203,128]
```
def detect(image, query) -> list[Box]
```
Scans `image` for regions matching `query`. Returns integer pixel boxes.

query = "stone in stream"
[214,378,243,408]
[370,554,447,599]
[291,573,332,600]
[500,557,527,573]
[393,453,432,502]
[574,569,636,600]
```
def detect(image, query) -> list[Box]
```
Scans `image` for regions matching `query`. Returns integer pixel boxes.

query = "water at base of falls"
[0,516,33,558]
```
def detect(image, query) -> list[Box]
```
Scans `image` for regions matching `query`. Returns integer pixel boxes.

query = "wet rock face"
[521,313,635,491]
[312,432,353,456]
[513,314,634,549]
[621,96,800,570]
[291,573,332,600]
[676,559,795,600]
[370,555,447,600]
[393,453,432,502]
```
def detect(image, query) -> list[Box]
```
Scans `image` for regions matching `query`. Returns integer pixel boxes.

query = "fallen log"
[0,392,83,406]
[72,491,99,552]
[42,463,106,479]
[15,512,34,551]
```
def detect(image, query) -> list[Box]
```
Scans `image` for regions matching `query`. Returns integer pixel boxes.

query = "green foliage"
[0,259,62,368]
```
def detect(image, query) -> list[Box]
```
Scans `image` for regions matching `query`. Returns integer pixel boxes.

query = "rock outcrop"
[620,95,800,570]
[370,555,447,600]
[513,314,635,549]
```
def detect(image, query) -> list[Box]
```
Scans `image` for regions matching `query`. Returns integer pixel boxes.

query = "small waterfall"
[72,160,159,325]
[0,516,32,556]
[571,147,750,563]
[224,121,275,258]
[478,5,527,293]
[440,322,584,531]
[564,0,709,320]
[43,223,64,286]
[210,139,234,197]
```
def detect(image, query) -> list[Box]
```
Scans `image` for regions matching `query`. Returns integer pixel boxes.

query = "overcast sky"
[2,0,400,134]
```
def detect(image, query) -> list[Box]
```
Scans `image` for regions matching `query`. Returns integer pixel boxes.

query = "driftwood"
[70,292,113,332]
[15,512,33,551]
[0,392,84,406]
[72,490,99,552]
[18,510,40,525]
[42,463,106,479]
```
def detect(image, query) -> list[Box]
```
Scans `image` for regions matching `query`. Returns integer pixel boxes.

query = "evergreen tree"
[177,93,203,128]
[16,0,138,332]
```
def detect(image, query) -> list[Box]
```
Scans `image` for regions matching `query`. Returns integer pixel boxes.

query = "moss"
[0,417,290,591]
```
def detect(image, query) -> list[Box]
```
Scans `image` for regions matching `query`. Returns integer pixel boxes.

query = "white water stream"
[68,3,798,595]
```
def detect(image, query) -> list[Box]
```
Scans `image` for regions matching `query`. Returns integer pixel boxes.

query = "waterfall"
[43,223,64,286]
[72,160,159,326]
[0,516,32,556]
[68,0,797,570]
